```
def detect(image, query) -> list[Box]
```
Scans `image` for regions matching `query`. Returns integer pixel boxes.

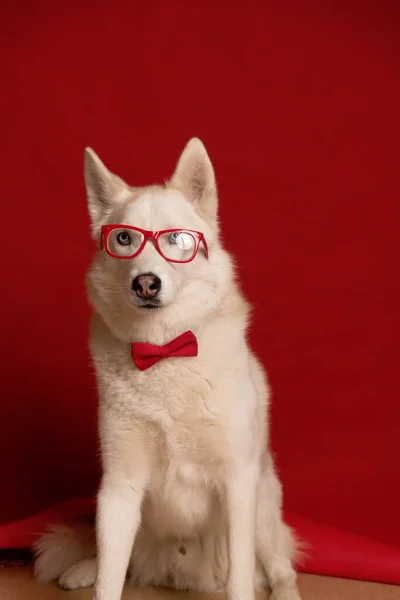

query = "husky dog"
[34,139,302,600]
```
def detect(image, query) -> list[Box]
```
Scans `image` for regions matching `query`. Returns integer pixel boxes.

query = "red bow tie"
[131,331,198,371]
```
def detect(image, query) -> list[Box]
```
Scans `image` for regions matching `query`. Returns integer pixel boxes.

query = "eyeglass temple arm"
[201,235,209,259]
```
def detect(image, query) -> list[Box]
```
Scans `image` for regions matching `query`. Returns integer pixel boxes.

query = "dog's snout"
[132,273,161,299]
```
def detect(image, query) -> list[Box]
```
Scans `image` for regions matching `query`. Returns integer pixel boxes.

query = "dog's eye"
[116,231,131,246]
[168,232,194,250]
[169,232,180,244]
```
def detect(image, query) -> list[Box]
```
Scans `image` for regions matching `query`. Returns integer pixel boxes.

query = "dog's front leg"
[226,464,259,600]
[94,416,149,600]
[94,473,144,600]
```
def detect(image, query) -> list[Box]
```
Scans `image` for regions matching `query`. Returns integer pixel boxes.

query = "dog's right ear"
[169,138,218,229]
[84,148,130,236]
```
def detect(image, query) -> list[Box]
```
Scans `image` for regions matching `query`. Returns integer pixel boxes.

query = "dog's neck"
[93,302,216,346]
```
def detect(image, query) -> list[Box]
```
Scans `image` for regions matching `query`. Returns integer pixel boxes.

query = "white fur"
[34,138,302,600]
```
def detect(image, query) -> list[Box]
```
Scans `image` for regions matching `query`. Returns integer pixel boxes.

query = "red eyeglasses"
[100,225,209,264]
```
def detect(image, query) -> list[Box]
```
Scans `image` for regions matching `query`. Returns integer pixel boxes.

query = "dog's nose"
[132,274,161,299]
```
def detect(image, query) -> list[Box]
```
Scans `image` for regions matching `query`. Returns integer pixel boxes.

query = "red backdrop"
[1,0,400,584]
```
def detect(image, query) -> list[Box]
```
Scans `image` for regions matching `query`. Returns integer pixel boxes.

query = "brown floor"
[0,569,399,600]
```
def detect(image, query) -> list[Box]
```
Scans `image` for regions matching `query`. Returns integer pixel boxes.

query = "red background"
[1,0,400,581]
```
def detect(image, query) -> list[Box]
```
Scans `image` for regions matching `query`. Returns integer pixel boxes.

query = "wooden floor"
[0,569,399,600]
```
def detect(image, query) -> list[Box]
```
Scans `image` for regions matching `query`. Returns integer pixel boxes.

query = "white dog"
[34,138,302,600]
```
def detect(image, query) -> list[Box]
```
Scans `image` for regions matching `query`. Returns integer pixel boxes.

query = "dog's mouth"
[131,294,164,310]
[140,303,161,309]
[135,299,163,310]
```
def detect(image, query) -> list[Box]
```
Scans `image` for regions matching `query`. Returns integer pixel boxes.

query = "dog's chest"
[143,413,227,537]
[131,359,224,426]
[144,455,222,537]
[127,360,230,536]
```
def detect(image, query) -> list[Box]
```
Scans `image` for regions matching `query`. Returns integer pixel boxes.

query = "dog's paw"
[59,558,97,590]
[270,583,302,600]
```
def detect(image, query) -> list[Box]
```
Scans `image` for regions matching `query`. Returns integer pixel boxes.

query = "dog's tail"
[290,526,310,568]
[33,521,96,582]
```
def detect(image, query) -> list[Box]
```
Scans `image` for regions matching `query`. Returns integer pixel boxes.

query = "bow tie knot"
[159,345,170,359]
[131,331,198,371]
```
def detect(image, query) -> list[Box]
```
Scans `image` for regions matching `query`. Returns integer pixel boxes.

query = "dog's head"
[85,138,234,341]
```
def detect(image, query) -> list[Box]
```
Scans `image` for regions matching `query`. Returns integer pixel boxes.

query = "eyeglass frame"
[100,224,209,264]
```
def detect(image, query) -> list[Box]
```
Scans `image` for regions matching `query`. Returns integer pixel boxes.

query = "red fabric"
[1,0,400,585]
[132,331,198,371]
[0,500,95,550]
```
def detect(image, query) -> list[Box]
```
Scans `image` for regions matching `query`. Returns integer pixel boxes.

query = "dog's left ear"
[169,138,218,228]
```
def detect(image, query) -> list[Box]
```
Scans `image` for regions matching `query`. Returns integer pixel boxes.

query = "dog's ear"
[84,148,130,236]
[169,138,218,227]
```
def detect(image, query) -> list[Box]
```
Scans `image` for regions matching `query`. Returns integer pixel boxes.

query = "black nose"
[132,273,161,300]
